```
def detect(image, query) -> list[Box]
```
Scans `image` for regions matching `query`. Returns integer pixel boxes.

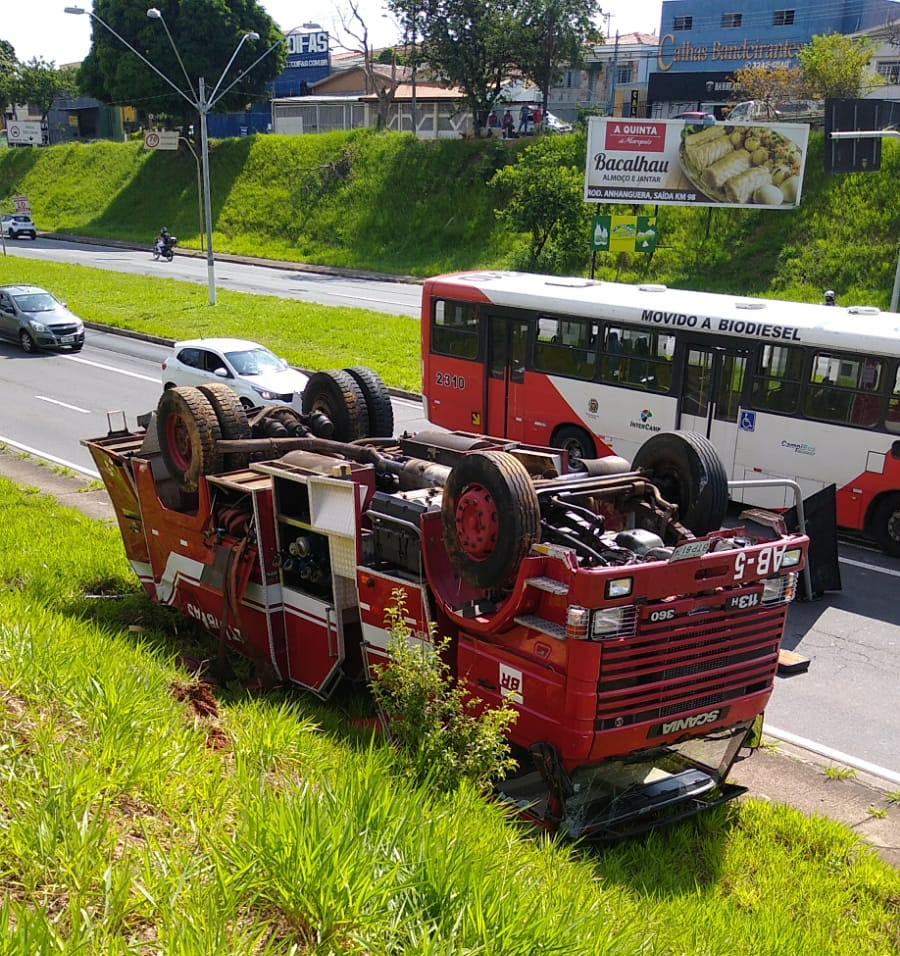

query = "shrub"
[371,589,518,792]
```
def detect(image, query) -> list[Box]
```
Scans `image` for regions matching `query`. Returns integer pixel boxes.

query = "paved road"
[0,327,430,476]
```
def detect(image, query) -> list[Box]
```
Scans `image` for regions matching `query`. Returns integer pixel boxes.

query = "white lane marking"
[36,396,90,413]
[839,556,900,578]
[64,355,159,383]
[0,435,99,478]
[765,724,900,786]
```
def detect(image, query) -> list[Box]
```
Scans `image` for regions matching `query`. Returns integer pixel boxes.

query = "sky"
[1,0,663,65]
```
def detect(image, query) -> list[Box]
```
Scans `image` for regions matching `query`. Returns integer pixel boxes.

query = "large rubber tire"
[19,330,36,354]
[441,451,540,589]
[344,366,394,437]
[157,386,224,492]
[870,492,900,557]
[197,383,252,472]
[551,424,595,471]
[301,369,368,442]
[631,431,728,536]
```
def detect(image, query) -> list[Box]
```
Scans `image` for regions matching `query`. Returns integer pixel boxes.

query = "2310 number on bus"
[435,372,466,389]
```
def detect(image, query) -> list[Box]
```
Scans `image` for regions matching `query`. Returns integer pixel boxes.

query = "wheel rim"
[165,415,193,472]
[452,482,499,561]
[20,332,33,353]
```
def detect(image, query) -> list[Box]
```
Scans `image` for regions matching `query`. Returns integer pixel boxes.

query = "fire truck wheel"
[552,424,595,470]
[631,431,728,535]
[157,386,224,493]
[197,383,252,471]
[302,370,369,442]
[344,366,394,437]
[442,451,540,589]
[871,493,900,557]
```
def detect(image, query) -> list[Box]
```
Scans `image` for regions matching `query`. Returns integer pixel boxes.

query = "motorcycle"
[153,234,177,262]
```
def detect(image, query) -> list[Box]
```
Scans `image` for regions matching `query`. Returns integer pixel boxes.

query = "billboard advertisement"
[584,117,810,209]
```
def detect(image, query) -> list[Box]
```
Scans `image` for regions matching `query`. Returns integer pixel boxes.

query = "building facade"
[647,0,900,115]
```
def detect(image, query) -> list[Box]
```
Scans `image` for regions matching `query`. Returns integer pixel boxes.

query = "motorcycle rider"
[155,226,171,256]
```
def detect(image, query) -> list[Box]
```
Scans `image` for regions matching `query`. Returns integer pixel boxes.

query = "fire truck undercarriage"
[83,369,808,840]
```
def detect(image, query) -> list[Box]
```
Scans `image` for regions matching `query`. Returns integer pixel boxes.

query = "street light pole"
[63,5,259,306]
[198,77,215,302]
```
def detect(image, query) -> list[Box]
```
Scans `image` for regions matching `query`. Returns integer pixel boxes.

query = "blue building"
[206,28,332,137]
[647,0,900,115]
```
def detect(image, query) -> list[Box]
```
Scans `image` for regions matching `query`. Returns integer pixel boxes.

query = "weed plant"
[1,477,898,954]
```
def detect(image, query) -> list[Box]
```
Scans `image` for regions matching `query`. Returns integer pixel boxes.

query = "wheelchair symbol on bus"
[739,410,756,432]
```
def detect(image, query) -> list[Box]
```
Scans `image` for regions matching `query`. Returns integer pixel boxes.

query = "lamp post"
[64,5,260,306]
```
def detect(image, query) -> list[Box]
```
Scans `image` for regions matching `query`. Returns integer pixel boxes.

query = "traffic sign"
[143,130,180,151]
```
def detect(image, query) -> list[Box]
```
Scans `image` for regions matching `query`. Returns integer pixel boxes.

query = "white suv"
[1,213,37,240]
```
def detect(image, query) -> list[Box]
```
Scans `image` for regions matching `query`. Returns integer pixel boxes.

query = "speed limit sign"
[143,130,179,150]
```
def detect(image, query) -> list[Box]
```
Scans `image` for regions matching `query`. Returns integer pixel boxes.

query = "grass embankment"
[1,473,898,953]
[0,257,422,392]
[1,130,899,306]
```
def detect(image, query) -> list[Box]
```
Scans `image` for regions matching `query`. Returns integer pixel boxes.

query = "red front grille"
[594,604,787,729]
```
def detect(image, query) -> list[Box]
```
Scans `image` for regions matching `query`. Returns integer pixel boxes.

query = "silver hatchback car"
[0,285,86,353]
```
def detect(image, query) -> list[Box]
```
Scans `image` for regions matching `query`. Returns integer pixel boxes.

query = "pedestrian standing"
[518,103,532,135]
[502,109,515,139]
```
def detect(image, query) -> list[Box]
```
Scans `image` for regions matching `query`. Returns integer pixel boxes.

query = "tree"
[422,0,523,136]
[731,63,809,113]
[76,0,285,127]
[11,59,79,123]
[490,135,587,268]
[337,0,402,129]
[516,0,600,119]
[797,32,882,99]
[0,39,16,115]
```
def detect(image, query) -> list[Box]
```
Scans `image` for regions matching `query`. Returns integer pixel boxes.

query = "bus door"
[678,344,749,474]
[485,316,530,442]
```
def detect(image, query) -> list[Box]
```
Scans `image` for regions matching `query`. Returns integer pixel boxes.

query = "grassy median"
[0,256,422,392]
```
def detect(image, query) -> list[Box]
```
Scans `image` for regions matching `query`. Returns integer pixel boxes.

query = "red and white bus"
[421,271,900,554]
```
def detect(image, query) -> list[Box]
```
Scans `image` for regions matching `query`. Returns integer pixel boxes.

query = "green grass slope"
[1,129,898,306]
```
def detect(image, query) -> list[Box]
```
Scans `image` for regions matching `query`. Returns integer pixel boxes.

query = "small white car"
[1,213,37,240]
[161,338,309,409]
[544,112,574,133]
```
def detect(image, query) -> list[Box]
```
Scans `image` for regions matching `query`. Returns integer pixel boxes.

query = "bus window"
[750,344,802,414]
[490,318,528,383]
[683,348,713,415]
[533,314,596,379]
[599,326,674,392]
[431,300,480,359]
[888,367,900,434]
[805,351,883,426]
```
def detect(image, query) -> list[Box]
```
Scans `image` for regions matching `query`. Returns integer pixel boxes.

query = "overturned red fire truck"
[83,368,808,840]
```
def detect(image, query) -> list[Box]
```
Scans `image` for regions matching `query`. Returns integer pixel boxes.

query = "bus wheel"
[302,370,369,442]
[197,383,251,472]
[344,366,394,437]
[871,493,900,557]
[552,425,595,471]
[157,386,223,493]
[442,451,540,589]
[631,431,728,536]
